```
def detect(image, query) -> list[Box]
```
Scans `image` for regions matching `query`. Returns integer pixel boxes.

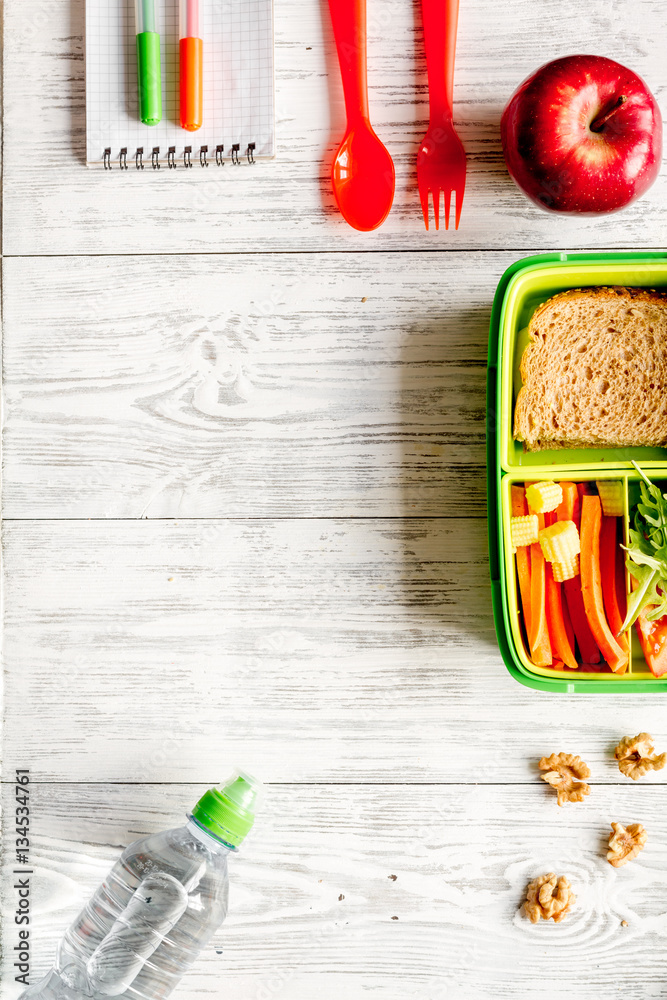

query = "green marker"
[135,0,162,125]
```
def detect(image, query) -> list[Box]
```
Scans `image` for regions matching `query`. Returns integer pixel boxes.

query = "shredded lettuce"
[621,462,667,632]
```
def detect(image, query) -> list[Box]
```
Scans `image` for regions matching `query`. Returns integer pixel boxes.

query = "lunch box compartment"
[626,474,667,677]
[497,257,667,472]
[501,469,666,684]
[488,252,667,692]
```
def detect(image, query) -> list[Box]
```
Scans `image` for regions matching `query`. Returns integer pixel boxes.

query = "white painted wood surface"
[4,0,667,254]
[5,783,667,1000]
[2,251,497,518]
[5,0,667,998]
[4,518,667,786]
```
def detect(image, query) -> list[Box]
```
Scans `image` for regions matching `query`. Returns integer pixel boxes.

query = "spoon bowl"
[327,0,395,232]
[331,121,395,232]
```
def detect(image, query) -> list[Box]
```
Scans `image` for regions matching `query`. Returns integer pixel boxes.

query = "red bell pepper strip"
[545,561,578,669]
[615,535,627,621]
[562,585,575,651]
[599,515,628,652]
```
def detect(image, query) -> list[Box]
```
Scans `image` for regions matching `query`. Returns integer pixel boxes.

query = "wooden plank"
[4,518,667,783]
[4,782,667,1000]
[2,251,499,519]
[5,0,667,254]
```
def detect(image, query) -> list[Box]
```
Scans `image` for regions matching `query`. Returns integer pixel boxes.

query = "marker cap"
[180,36,203,131]
[137,32,162,126]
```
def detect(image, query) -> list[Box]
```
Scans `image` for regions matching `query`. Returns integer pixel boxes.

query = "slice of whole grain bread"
[513,286,667,452]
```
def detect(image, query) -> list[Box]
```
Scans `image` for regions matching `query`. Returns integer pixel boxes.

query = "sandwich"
[513,286,667,452]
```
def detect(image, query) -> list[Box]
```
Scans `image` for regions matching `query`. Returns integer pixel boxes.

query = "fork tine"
[432,189,440,231]
[444,189,452,231]
[454,185,465,230]
[419,185,430,232]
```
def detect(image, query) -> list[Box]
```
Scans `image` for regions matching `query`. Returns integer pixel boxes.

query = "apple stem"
[590,95,627,133]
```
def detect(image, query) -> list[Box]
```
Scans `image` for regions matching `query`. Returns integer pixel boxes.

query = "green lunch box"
[487,251,667,693]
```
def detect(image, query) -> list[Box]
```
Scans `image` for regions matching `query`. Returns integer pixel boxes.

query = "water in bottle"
[20,771,260,1000]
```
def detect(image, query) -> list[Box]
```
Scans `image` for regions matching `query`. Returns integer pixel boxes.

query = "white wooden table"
[3,1,667,998]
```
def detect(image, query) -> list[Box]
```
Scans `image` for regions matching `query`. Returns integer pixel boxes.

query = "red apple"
[501,55,662,214]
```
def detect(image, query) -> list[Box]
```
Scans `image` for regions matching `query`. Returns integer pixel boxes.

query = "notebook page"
[85,0,275,165]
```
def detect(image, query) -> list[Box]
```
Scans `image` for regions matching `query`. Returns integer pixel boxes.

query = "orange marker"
[180,0,203,131]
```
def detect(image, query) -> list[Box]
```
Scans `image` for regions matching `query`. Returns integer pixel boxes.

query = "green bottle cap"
[191,771,261,849]
[136,32,162,126]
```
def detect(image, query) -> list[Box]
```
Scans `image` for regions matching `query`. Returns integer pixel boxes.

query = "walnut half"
[607,822,647,868]
[615,733,666,780]
[539,752,591,806]
[524,873,575,923]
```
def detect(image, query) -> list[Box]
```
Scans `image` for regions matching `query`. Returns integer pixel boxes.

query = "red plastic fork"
[417,0,467,230]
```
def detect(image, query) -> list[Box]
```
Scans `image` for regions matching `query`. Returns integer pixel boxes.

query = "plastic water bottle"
[21,771,260,1000]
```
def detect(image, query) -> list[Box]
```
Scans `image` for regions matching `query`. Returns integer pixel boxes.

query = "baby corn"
[539,520,581,564]
[597,480,624,517]
[510,514,539,552]
[552,554,580,583]
[526,481,563,514]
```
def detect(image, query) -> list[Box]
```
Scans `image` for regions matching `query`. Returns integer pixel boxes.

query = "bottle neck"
[186,816,236,853]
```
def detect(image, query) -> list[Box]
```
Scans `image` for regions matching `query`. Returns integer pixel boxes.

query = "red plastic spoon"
[327,0,395,231]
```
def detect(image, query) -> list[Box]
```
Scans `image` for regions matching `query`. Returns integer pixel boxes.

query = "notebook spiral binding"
[103,143,257,171]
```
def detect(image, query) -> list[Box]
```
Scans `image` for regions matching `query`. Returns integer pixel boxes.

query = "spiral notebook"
[86,0,275,169]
